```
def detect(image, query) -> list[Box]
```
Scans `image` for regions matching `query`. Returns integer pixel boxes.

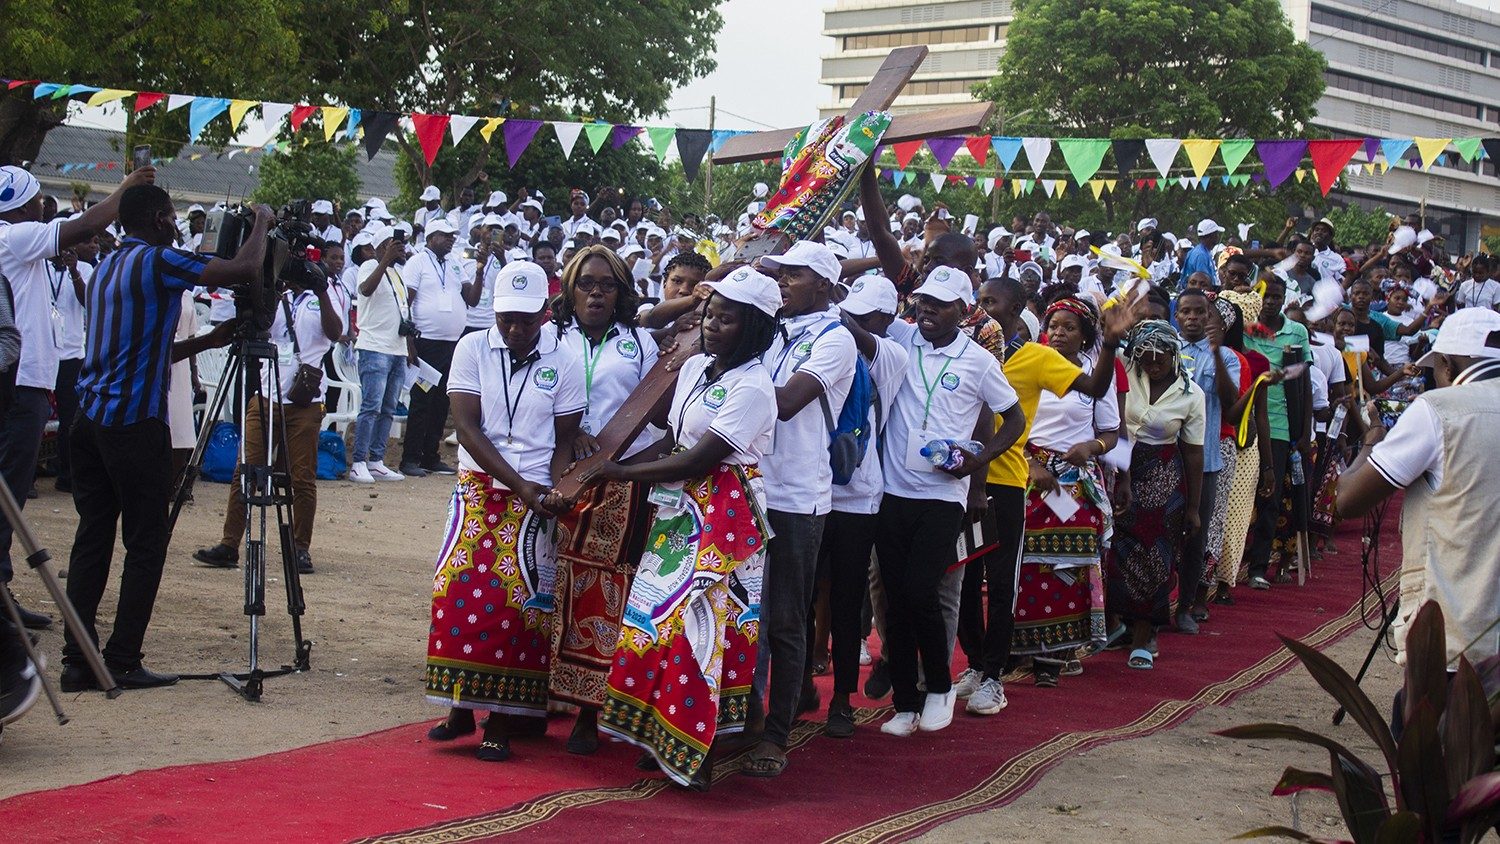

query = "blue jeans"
[354,350,405,463]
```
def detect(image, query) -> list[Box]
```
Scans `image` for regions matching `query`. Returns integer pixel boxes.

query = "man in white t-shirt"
[349,224,412,483]
[398,218,479,477]
[743,241,857,778]
[0,164,151,629]
[412,186,446,232]
[310,199,343,246]
[443,186,480,232]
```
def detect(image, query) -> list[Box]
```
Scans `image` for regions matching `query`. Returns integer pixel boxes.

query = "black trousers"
[0,387,52,582]
[1246,439,1292,580]
[62,415,175,669]
[958,484,1026,680]
[401,337,456,466]
[816,510,878,696]
[876,493,964,713]
[53,358,84,485]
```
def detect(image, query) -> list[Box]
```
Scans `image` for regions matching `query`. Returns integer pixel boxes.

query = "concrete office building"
[821,0,1499,250]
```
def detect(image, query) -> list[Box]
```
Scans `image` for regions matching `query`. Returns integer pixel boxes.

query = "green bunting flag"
[1219,139,1254,175]
[584,123,612,154]
[1056,139,1110,184]
[646,126,675,162]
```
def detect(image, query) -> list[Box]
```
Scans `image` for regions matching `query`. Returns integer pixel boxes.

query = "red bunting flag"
[964,136,989,168]
[411,113,452,166]
[289,104,318,132]
[892,140,923,170]
[1307,138,1364,196]
[7,80,38,90]
[134,92,165,112]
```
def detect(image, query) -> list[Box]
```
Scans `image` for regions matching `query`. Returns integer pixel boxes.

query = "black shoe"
[5,587,51,630]
[399,462,429,478]
[60,663,100,693]
[109,664,179,689]
[422,460,457,476]
[475,739,511,762]
[863,657,891,700]
[193,544,239,569]
[826,701,855,739]
[427,711,475,741]
[54,477,72,493]
[295,549,314,574]
[0,656,41,725]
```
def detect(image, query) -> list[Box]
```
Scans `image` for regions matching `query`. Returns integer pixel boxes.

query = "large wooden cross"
[554,46,992,499]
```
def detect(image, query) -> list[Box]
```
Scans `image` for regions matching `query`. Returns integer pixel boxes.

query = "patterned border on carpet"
[824,571,1398,844]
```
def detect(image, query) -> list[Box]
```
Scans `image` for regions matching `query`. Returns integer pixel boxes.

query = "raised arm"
[858,164,905,280]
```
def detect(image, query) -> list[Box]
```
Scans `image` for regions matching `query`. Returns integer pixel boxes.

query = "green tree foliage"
[0,0,304,164]
[251,141,362,210]
[1322,204,1398,251]
[972,0,1329,234]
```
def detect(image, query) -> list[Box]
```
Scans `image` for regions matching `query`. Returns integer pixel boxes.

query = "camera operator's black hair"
[663,250,711,281]
[702,292,778,372]
[118,185,173,233]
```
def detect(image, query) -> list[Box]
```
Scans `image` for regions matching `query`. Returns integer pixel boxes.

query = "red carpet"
[0,517,1399,844]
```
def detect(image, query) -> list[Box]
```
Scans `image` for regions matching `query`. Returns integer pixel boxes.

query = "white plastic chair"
[195,345,231,422]
[323,343,362,434]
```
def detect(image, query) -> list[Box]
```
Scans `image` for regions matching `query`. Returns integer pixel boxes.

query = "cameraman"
[61,185,269,691]
[194,263,344,573]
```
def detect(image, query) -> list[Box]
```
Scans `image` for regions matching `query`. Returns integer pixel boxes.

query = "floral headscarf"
[1124,319,1189,387]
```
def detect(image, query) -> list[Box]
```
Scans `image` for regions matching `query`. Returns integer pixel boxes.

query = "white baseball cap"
[424,218,457,236]
[520,198,543,213]
[419,186,440,202]
[987,226,1012,250]
[1075,229,1092,241]
[760,240,842,286]
[493,261,550,313]
[311,199,334,215]
[1196,218,1224,237]
[1059,253,1090,272]
[704,266,782,318]
[902,212,921,224]
[839,275,899,316]
[363,223,394,247]
[599,228,622,243]
[481,213,506,229]
[1416,229,1438,246]
[1137,217,1158,233]
[912,265,974,306]
[486,190,508,207]
[1415,308,1500,367]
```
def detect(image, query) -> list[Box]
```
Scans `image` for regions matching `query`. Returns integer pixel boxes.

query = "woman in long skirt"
[1110,321,1206,670]
[578,266,781,791]
[1014,297,1118,687]
[1205,296,1271,603]
[423,261,584,762]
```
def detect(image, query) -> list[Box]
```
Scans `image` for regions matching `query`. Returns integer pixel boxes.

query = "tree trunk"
[0,95,64,167]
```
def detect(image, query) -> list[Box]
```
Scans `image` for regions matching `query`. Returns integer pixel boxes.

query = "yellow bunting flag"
[1055,180,1067,199]
[321,107,349,141]
[1181,139,1221,179]
[1104,179,1117,193]
[1412,136,1451,170]
[478,117,505,143]
[1088,180,1105,200]
[85,88,133,108]
[1294,169,1306,183]
[228,100,257,132]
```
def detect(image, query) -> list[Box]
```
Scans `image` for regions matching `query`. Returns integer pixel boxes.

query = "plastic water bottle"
[921,439,983,471]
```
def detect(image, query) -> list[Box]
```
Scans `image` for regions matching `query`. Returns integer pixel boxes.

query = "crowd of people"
[0,156,1495,780]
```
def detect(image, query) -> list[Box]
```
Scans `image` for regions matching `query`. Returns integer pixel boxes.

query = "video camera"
[200,199,330,334]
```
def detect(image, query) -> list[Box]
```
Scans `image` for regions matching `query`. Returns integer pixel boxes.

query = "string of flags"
[11,79,1496,198]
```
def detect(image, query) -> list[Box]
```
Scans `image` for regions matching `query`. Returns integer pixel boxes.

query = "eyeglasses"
[575,277,621,293]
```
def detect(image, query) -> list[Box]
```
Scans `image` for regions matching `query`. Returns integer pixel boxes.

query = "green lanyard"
[916,346,955,429]
[580,325,619,412]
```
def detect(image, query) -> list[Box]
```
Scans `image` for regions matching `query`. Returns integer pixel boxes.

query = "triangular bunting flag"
[134,91,165,112]
[1104,179,1116,192]
[552,122,584,159]
[646,126,675,163]
[930,172,945,192]
[1112,139,1145,179]
[1011,178,1024,197]
[1308,138,1363,195]
[286,104,315,132]
[30,83,60,99]
[259,102,293,136]
[1055,181,1067,199]
[321,107,350,142]
[1364,162,1376,174]
[1412,136,1451,170]
[1021,137,1051,177]
[1363,137,1380,162]
[1088,180,1106,200]
[227,99,257,132]
[892,140,923,170]
[584,123,613,153]
[166,94,194,112]
[1482,138,1500,165]
[448,115,479,146]
[981,177,995,196]
[410,113,451,165]
[85,88,132,108]
[361,111,401,160]
[1379,138,1412,165]
[345,108,362,141]
[1219,139,1254,175]
[610,125,641,149]
[991,137,1023,172]
[1181,139,1221,179]
[926,136,964,169]
[187,97,229,143]
[675,129,712,181]
[708,130,737,154]
[1254,139,1307,189]
[502,119,543,168]
[1056,138,1110,184]
[1177,176,1192,190]
[1145,138,1181,178]
[1294,169,1306,183]
[1451,137,1482,162]
[478,117,505,143]
[964,136,990,168]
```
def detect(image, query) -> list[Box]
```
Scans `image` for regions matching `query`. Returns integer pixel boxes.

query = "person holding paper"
[1010,296,1120,688]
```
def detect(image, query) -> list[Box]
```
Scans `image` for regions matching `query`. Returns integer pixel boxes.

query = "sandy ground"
[0,462,1402,842]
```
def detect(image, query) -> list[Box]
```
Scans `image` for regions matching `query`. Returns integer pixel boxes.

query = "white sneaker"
[918,689,957,732]
[966,677,1008,716]
[880,711,920,737]
[348,462,374,484]
[952,667,982,699]
[444,431,459,446]
[859,641,872,666]
[368,461,405,482]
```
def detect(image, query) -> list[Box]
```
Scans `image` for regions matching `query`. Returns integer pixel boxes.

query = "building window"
[839,78,986,100]
[1323,71,1483,121]
[1311,7,1483,64]
[842,25,994,51]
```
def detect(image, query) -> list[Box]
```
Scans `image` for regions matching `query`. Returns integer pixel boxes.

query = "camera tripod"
[169,330,311,702]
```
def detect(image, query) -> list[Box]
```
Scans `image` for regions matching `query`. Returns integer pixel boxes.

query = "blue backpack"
[804,323,880,485]
[200,421,240,483]
[317,429,348,480]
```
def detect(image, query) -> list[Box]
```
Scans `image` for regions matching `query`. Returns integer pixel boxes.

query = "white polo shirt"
[560,321,660,458]
[668,354,775,465]
[354,260,410,357]
[1456,278,1500,311]
[47,259,89,361]
[264,289,343,403]
[447,328,585,486]
[762,311,857,516]
[404,247,467,341]
[466,254,502,330]
[882,328,1019,504]
[560,215,598,242]
[1028,357,1121,452]
[832,335,909,515]
[0,219,64,389]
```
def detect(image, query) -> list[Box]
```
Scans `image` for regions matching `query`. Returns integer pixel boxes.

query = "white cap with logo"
[311,199,334,215]
[493,261,550,313]
[759,240,842,286]
[912,265,974,306]
[704,266,782,318]
[419,186,440,202]
[424,218,457,237]
[839,275,899,316]
[1415,308,1500,367]
[1196,218,1224,237]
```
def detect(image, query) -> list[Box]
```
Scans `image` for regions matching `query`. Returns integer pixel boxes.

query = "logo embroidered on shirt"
[940,372,961,391]
[534,367,558,389]
[617,339,638,359]
[704,385,728,409]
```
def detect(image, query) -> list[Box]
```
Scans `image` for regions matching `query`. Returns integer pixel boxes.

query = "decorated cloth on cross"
[752,110,891,243]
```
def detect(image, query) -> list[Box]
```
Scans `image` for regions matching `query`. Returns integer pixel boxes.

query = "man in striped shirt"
[60,184,269,693]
